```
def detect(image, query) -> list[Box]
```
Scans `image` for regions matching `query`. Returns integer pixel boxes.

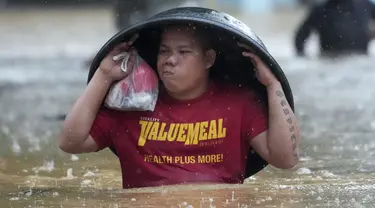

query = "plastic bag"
[104,48,159,111]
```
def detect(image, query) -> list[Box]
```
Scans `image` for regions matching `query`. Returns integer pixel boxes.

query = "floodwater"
[1,6,375,208]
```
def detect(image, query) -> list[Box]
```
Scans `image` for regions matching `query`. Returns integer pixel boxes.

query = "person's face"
[156,26,216,95]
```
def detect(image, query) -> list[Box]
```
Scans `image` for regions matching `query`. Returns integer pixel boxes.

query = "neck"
[165,81,210,101]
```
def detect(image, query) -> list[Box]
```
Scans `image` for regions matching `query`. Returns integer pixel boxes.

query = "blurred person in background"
[113,0,202,30]
[294,0,375,57]
[84,0,202,67]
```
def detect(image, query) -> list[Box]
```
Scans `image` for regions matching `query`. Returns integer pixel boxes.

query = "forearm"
[266,82,300,166]
[58,69,112,147]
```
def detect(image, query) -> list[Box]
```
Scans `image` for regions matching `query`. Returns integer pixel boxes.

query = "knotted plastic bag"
[104,48,159,111]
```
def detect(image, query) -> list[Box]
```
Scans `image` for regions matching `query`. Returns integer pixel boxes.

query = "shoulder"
[304,2,326,18]
[98,106,156,122]
[312,1,326,9]
[97,106,120,117]
[96,106,134,122]
[213,82,265,103]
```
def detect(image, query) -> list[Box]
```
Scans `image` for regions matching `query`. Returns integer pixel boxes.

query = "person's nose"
[165,53,178,66]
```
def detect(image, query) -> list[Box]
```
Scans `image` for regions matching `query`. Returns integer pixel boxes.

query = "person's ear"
[204,49,216,69]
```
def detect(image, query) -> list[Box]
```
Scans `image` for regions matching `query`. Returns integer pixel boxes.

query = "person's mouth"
[161,69,174,77]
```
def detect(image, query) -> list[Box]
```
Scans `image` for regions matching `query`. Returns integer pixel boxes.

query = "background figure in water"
[294,0,375,57]
[113,0,202,30]
[83,0,202,67]
[112,0,147,30]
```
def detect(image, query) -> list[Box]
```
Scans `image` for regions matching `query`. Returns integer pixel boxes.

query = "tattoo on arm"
[291,133,298,161]
[276,90,284,97]
[291,134,296,141]
[280,100,287,107]
[283,109,290,115]
[279,95,299,162]
[287,117,292,124]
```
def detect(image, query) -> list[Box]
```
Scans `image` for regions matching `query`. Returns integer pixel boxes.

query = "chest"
[111,100,244,154]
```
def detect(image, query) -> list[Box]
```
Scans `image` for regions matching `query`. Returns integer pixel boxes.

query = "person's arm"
[58,70,113,154]
[250,83,300,169]
[239,45,301,169]
[58,38,137,154]
[294,6,320,56]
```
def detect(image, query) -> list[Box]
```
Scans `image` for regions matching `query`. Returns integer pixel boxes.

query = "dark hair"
[160,22,213,51]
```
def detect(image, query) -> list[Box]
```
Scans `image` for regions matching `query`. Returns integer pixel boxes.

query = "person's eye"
[180,50,191,54]
[159,49,168,54]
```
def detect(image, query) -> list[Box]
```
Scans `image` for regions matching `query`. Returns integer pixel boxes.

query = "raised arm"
[239,44,301,169]
[251,82,300,169]
[58,70,113,154]
[58,37,137,154]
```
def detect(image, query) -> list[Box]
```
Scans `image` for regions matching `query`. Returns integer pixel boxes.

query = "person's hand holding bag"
[99,34,139,82]
[104,34,159,112]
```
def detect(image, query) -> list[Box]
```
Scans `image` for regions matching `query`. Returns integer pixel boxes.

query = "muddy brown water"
[1,7,375,208]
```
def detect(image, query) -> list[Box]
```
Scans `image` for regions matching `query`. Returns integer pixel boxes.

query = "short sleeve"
[90,107,113,151]
[241,91,269,142]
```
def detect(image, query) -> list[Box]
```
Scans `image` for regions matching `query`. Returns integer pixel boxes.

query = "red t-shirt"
[90,82,268,189]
